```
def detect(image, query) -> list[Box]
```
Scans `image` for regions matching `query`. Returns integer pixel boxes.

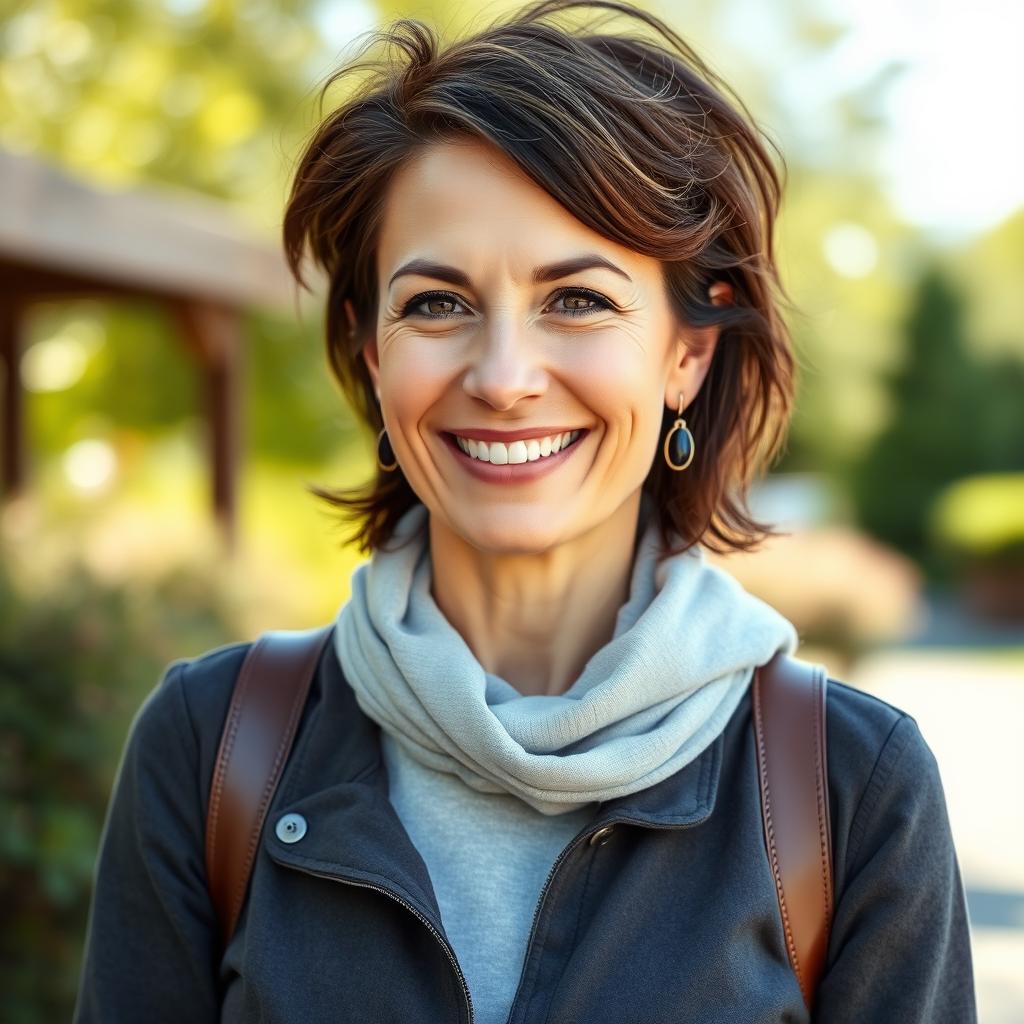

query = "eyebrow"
[387,253,633,290]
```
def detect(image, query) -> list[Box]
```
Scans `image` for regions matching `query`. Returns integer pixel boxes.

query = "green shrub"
[0,556,238,1023]
[929,473,1024,566]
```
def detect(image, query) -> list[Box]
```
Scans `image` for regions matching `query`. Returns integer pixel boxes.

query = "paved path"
[846,649,1024,1024]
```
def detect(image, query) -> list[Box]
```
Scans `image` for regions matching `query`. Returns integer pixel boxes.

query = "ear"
[665,280,733,411]
[347,297,382,401]
[362,335,381,400]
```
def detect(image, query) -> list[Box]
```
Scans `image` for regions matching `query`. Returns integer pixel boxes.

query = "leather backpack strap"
[205,623,334,950]
[752,651,834,1012]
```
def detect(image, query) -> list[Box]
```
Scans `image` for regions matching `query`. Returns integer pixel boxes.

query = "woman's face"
[363,138,727,553]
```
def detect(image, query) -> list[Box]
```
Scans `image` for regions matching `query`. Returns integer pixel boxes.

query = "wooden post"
[171,299,244,554]
[0,296,26,500]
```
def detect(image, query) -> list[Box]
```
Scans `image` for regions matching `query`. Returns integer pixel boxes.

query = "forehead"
[376,138,656,287]
[381,139,559,229]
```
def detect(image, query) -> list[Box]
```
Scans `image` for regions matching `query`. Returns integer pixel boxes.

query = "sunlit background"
[1,0,1021,1020]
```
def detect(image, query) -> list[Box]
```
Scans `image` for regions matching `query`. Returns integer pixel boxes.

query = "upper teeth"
[455,430,582,464]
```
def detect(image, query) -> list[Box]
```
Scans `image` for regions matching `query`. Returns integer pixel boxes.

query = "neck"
[428,491,646,697]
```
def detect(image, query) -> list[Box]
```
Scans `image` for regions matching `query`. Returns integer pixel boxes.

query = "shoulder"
[825,676,915,770]
[824,676,939,794]
[823,675,950,883]
[140,639,254,737]
[166,639,255,739]
[127,638,258,815]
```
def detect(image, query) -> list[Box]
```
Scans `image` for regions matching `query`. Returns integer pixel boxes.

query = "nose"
[461,318,548,409]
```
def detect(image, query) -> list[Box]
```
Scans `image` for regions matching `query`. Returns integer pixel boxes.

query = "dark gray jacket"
[73,634,978,1023]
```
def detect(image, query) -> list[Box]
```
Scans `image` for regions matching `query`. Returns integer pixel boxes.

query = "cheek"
[565,336,660,438]
[379,338,452,428]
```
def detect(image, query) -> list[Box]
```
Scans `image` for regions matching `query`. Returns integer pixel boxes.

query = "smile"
[441,429,588,483]
[453,429,583,464]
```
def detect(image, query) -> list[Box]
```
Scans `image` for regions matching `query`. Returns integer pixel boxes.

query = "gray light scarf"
[334,496,799,816]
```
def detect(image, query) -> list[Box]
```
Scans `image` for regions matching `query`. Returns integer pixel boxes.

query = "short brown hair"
[282,0,798,557]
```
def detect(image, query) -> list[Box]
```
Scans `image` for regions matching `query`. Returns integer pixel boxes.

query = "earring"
[663,390,695,471]
[376,426,398,471]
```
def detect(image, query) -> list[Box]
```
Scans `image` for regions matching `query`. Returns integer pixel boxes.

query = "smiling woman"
[73,2,976,1023]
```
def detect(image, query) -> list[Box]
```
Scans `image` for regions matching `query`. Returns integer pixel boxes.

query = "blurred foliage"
[710,523,924,676]
[243,306,360,463]
[23,300,198,450]
[952,209,1024,363]
[848,263,1024,578]
[21,296,353,468]
[0,0,363,485]
[777,166,924,474]
[930,473,1024,565]
[0,548,238,1023]
[0,0,324,221]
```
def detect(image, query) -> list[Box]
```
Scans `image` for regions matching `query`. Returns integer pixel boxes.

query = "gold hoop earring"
[662,390,695,471]
[376,427,398,472]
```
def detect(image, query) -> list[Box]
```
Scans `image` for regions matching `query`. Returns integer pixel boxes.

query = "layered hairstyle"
[282,0,799,557]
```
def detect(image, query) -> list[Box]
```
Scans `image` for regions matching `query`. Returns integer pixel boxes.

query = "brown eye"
[425,297,457,315]
[549,288,613,318]
[401,291,466,319]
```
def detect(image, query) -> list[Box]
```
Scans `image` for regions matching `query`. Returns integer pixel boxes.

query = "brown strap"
[753,652,834,1012]
[205,624,333,949]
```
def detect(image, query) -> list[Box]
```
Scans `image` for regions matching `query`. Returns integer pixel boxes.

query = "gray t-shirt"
[380,730,596,1024]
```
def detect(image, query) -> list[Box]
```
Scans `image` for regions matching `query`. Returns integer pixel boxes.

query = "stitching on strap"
[754,666,806,1002]
[206,640,259,891]
[812,668,833,931]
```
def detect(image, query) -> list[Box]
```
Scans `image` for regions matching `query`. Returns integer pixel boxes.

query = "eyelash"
[399,287,614,320]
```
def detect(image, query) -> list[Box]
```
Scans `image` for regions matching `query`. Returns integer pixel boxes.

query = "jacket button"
[275,812,307,844]
[589,824,616,847]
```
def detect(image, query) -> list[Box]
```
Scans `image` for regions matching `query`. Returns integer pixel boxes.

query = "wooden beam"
[0,148,305,312]
[170,299,244,554]
[0,296,26,499]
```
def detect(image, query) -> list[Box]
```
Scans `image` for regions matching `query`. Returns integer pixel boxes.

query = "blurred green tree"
[849,262,1022,574]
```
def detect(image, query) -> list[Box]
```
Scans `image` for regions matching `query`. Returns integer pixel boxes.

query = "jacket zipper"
[284,863,475,1024]
[504,815,705,1024]
[503,821,610,1024]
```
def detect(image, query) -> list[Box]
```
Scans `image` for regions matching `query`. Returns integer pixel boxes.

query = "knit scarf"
[333,495,799,816]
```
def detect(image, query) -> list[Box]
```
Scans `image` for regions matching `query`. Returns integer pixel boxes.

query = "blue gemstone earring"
[663,390,695,471]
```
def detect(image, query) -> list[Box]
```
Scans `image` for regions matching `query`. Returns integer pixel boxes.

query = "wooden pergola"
[0,147,308,551]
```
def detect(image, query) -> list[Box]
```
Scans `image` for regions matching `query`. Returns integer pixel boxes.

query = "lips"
[440,428,587,483]
[448,429,582,461]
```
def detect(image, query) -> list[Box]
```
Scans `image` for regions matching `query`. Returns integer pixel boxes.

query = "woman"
[73,1,977,1021]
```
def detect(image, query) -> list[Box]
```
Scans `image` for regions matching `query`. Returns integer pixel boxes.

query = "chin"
[451,510,572,555]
